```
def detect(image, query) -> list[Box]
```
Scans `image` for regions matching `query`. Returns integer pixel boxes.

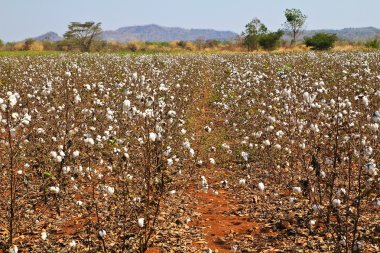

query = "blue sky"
[1,0,380,42]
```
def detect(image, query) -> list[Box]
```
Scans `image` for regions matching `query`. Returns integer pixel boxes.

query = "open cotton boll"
[333,199,341,208]
[69,240,76,248]
[293,187,302,193]
[209,158,216,165]
[98,230,106,238]
[239,179,246,186]
[41,230,47,240]
[258,182,265,191]
[138,218,144,228]
[8,245,18,253]
[49,186,60,194]
[149,132,157,142]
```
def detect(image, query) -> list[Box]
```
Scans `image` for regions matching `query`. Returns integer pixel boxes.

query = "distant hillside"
[101,24,237,42]
[283,27,380,41]
[33,32,62,42]
[32,25,380,43]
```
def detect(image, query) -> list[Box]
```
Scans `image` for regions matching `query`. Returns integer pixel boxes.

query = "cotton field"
[0,53,379,252]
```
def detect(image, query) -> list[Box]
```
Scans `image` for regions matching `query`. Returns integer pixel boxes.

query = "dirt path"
[186,73,256,253]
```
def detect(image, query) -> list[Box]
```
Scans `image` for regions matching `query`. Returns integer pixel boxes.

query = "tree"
[283,8,307,45]
[258,30,284,51]
[0,39,3,48]
[242,18,268,51]
[63,22,102,52]
[304,33,337,50]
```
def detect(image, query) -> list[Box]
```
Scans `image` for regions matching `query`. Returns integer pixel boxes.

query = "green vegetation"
[63,21,102,52]
[284,8,307,44]
[258,30,284,51]
[304,33,338,50]
[365,38,380,49]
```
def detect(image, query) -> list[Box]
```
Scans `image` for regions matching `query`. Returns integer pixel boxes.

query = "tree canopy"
[284,8,307,44]
[63,22,102,52]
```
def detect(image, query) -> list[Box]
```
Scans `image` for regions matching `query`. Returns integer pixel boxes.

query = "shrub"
[304,33,338,50]
[365,38,380,49]
[258,30,284,51]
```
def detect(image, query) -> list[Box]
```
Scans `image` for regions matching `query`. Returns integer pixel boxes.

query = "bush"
[304,33,338,50]
[258,30,284,51]
[365,38,380,49]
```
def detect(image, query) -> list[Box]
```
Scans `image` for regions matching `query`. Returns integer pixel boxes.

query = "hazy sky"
[1,0,380,42]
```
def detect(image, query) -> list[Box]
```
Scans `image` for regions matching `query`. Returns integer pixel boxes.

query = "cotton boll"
[138,218,144,228]
[98,230,106,238]
[241,151,249,161]
[209,158,216,165]
[169,190,176,196]
[41,230,47,240]
[73,150,80,158]
[239,179,246,186]
[9,245,18,253]
[293,187,302,193]
[258,182,265,191]
[333,199,341,208]
[49,186,60,194]
[105,186,115,195]
[69,240,77,248]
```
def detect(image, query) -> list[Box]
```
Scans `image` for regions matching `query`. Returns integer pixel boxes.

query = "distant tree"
[365,38,380,49]
[0,39,3,48]
[24,38,35,50]
[242,18,268,51]
[63,22,102,52]
[258,30,284,51]
[283,8,307,45]
[177,40,187,49]
[304,33,337,50]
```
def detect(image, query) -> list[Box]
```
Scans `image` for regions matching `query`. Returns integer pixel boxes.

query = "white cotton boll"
[362,96,369,107]
[183,140,191,150]
[41,230,47,240]
[149,132,157,142]
[289,197,296,203]
[167,110,176,118]
[274,144,281,150]
[73,150,80,158]
[98,230,106,238]
[258,182,265,191]
[333,199,341,208]
[180,128,186,135]
[189,148,195,157]
[293,187,302,193]
[241,151,249,161]
[209,158,216,165]
[309,220,316,227]
[17,170,22,175]
[55,155,62,163]
[167,158,173,166]
[312,204,321,212]
[49,186,60,194]
[9,245,18,253]
[84,137,94,146]
[263,140,271,146]
[239,179,246,186]
[138,218,144,228]
[106,186,114,195]
[8,94,17,107]
[337,188,346,197]
[69,240,77,248]
[76,200,83,206]
[169,190,176,195]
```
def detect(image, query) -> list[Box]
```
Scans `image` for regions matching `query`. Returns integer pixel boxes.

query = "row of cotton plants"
[0,54,211,252]
[211,52,380,252]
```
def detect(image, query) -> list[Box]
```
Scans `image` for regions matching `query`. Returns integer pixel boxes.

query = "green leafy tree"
[304,33,337,50]
[63,22,102,52]
[365,38,380,49]
[258,30,284,51]
[284,8,307,44]
[242,18,268,51]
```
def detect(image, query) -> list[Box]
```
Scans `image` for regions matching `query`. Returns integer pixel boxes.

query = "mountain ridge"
[32,24,380,42]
